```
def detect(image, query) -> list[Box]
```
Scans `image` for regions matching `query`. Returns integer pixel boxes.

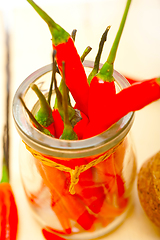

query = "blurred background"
[0,0,160,239]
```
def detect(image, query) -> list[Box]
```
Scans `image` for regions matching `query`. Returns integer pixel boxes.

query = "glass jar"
[12,61,137,239]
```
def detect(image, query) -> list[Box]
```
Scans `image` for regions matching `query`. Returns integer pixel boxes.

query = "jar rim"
[12,60,135,158]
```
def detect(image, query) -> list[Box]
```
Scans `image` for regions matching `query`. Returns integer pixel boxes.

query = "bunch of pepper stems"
[18,0,160,238]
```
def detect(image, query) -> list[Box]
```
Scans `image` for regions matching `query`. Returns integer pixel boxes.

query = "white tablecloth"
[2,0,160,239]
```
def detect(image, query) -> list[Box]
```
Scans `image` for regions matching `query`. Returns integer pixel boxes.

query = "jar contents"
[19,136,136,238]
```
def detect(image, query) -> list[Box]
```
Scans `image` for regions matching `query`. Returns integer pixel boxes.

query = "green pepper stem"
[19,95,52,136]
[62,62,71,127]
[60,62,78,140]
[27,0,70,45]
[71,29,77,42]
[1,126,9,183]
[87,26,110,84]
[156,77,160,85]
[30,83,54,127]
[98,0,132,81]
[48,50,62,106]
[107,0,131,65]
[80,46,92,63]
[30,84,52,112]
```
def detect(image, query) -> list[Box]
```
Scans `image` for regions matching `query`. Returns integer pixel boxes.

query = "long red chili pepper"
[0,183,18,240]
[84,77,160,138]
[0,129,18,240]
[27,0,89,116]
[88,0,132,124]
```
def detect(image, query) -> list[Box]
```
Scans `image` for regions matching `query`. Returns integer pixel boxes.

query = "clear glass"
[12,61,137,239]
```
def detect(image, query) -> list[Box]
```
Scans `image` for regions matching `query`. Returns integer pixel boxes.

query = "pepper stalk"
[30,83,54,127]
[19,95,53,137]
[97,0,132,82]
[87,26,110,85]
[27,0,70,45]
[60,62,78,140]
[1,126,9,183]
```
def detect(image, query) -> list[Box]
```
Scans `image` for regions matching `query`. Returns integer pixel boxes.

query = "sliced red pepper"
[51,197,72,235]
[34,158,72,233]
[34,157,96,231]
[77,209,96,230]
[42,228,66,240]
[99,199,127,222]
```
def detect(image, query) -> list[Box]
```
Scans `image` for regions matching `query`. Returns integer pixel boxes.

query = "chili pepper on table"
[27,0,89,116]
[0,127,18,240]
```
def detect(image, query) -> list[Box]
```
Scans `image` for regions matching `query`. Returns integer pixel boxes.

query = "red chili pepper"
[77,210,96,230]
[52,109,64,138]
[54,38,89,116]
[75,169,105,214]
[73,111,89,139]
[124,76,156,85]
[0,127,18,240]
[87,0,132,125]
[27,0,89,116]
[0,183,18,240]
[84,77,160,138]
[88,77,116,122]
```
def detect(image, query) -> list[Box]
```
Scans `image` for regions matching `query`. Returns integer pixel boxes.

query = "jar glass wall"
[12,61,137,239]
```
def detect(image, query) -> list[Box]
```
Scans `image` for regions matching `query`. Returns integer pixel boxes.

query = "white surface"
[0,0,159,239]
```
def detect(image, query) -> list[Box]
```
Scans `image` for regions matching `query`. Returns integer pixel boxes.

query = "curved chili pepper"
[84,77,160,138]
[125,75,158,85]
[27,0,89,116]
